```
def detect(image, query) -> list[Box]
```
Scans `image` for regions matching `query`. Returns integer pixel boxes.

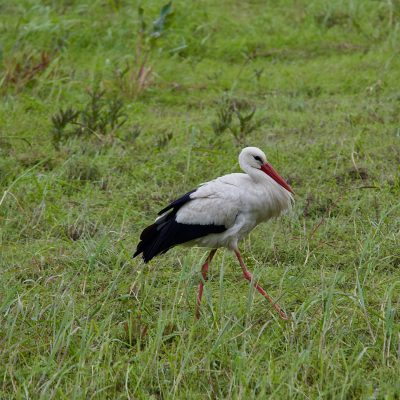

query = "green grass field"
[1,0,400,398]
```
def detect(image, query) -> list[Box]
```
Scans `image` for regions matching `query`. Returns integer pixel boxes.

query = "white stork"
[134,147,294,320]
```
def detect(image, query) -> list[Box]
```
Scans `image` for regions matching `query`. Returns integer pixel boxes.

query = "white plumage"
[134,146,294,320]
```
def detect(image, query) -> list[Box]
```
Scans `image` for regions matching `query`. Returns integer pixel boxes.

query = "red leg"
[196,249,217,319]
[234,250,288,321]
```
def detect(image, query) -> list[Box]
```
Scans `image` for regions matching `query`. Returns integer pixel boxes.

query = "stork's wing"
[133,182,235,263]
[157,189,197,216]
[175,177,243,228]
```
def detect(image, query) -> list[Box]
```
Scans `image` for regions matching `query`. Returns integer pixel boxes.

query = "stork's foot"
[195,249,217,319]
[234,250,288,321]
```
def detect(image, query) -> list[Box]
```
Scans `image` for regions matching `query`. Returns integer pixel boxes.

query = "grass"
[1,0,400,398]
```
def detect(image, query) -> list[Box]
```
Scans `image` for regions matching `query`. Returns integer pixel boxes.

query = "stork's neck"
[241,161,292,200]
[241,162,293,217]
[240,162,267,184]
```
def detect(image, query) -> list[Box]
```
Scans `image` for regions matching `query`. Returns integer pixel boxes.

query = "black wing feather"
[157,189,197,216]
[133,189,226,263]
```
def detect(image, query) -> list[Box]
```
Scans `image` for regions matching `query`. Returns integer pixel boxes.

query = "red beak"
[261,163,294,194]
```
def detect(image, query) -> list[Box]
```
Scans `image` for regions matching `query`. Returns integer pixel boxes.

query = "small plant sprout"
[212,95,268,146]
[50,87,131,148]
[115,2,174,97]
[1,51,51,92]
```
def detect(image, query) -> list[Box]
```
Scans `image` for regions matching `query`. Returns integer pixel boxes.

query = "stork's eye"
[253,155,262,163]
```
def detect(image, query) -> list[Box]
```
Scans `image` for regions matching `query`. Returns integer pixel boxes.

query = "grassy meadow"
[1,0,400,398]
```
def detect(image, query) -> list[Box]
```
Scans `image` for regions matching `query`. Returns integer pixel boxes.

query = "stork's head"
[239,147,294,194]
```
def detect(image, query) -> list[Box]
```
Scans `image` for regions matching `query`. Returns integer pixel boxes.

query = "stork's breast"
[252,186,292,222]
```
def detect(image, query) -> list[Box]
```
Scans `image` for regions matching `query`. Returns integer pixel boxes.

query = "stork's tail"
[133,222,164,263]
[133,215,226,263]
